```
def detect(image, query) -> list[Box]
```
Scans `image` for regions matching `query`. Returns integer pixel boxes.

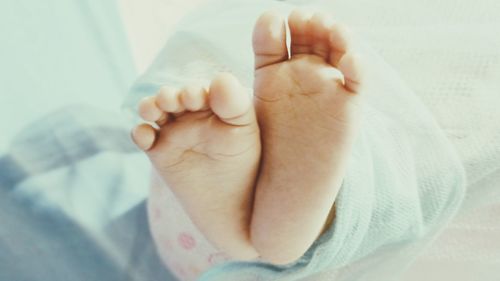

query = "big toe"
[209,73,255,126]
[252,11,288,70]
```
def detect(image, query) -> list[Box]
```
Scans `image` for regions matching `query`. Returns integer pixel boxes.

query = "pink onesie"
[147,171,233,281]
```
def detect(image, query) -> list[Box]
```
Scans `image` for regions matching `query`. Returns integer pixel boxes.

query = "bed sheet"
[119,0,500,280]
[0,1,171,279]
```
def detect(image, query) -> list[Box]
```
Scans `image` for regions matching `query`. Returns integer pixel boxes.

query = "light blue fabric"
[0,1,179,280]
[0,0,150,236]
[125,1,467,280]
[0,106,175,281]
[0,0,135,153]
[5,105,150,230]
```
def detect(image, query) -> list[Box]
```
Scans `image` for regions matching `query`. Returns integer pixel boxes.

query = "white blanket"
[122,0,500,280]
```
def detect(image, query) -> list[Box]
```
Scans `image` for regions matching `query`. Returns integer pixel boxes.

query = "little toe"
[131,123,157,151]
[138,96,163,122]
[209,73,254,126]
[327,24,352,66]
[310,12,335,60]
[252,11,288,70]
[157,86,184,113]
[338,53,365,93]
[180,86,209,111]
[288,9,314,56]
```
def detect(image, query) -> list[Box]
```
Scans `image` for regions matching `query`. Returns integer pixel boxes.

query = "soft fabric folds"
[124,1,467,280]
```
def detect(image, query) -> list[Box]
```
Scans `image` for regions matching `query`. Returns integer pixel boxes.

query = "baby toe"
[288,9,314,56]
[131,123,157,151]
[338,53,365,93]
[138,96,163,122]
[180,85,209,111]
[157,86,184,113]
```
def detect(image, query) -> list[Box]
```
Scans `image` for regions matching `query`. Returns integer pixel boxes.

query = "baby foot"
[132,73,260,260]
[250,10,364,264]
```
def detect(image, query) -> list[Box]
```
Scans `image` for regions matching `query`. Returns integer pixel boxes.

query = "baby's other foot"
[132,73,260,260]
[251,10,365,264]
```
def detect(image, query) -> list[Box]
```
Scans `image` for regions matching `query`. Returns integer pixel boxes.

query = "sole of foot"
[250,9,365,265]
[132,73,261,260]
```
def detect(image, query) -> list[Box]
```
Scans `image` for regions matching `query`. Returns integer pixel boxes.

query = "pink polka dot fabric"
[178,232,196,250]
[147,172,231,281]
